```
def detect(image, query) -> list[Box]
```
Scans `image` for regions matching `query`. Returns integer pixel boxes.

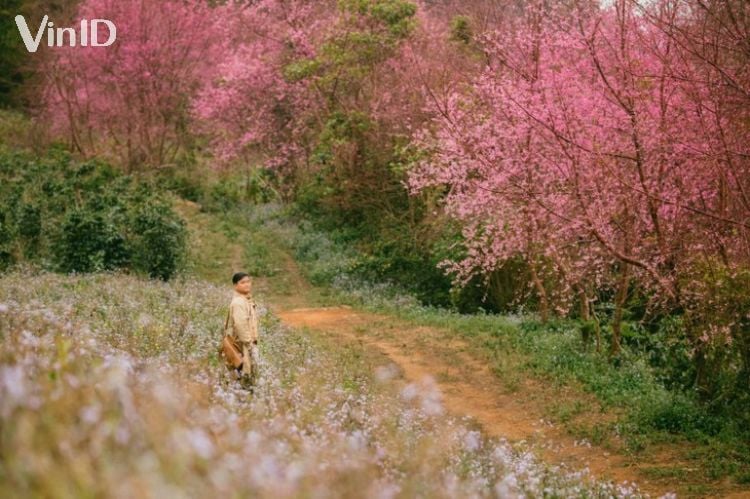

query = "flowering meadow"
[0,269,661,498]
[1,0,747,495]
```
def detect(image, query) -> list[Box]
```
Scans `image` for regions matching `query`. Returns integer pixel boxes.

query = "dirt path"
[274,305,678,497]
[247,228,682,497]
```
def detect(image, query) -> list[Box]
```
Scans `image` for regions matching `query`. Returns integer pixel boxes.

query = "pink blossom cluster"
[408,1,750,340]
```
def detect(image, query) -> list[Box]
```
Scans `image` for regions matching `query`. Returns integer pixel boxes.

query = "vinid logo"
[15,15,116,53]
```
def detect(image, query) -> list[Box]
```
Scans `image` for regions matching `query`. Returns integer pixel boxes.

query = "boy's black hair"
[232,272,250,285]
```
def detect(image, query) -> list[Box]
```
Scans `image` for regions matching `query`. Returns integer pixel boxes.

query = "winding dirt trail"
[247,232,738,498]
[273,304,677,497]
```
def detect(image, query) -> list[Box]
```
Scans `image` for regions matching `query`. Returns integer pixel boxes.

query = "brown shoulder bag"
[219,307,243,369]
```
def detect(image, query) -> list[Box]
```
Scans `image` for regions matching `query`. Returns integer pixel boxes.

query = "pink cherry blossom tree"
[191,0,331,190]
[408,0,750,364]
[42,0,231,171]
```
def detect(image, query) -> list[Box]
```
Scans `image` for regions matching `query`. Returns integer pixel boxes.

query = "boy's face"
[234,276,252,294]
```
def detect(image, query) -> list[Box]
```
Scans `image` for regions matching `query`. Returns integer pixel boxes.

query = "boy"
[227,272,259,384]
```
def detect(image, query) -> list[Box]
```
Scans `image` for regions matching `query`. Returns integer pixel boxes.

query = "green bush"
[128,202,187,280]
[634,391,724,436]
[0,147,187,280]
[155,168,205,203]
[56,210,130,273]
[203,177,244,213]
[0,207,14,270]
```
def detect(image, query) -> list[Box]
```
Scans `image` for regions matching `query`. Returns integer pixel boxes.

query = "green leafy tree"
[0,0,27,107]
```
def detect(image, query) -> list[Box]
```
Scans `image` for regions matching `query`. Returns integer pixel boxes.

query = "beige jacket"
[226,290,259,343]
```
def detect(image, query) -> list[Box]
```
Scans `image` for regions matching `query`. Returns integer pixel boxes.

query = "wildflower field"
[3,0,749,494]
[0,270,655,498]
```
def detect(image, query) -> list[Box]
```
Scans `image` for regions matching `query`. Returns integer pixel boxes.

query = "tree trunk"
[529,257,549,322]
[611,263,630,359]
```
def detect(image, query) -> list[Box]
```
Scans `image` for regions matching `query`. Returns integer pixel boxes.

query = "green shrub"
[56,210,129,273]
[0,147,187,280]
[0,207,14,270]
[203,177,244,213]
[128,202,187,280]
[155,169,205,202]
[631,389,730,438]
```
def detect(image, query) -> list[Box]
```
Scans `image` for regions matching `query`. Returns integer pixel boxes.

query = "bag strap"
[223,306,231,336]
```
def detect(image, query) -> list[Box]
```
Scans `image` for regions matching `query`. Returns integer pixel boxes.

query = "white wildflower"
[186,428,215,459]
